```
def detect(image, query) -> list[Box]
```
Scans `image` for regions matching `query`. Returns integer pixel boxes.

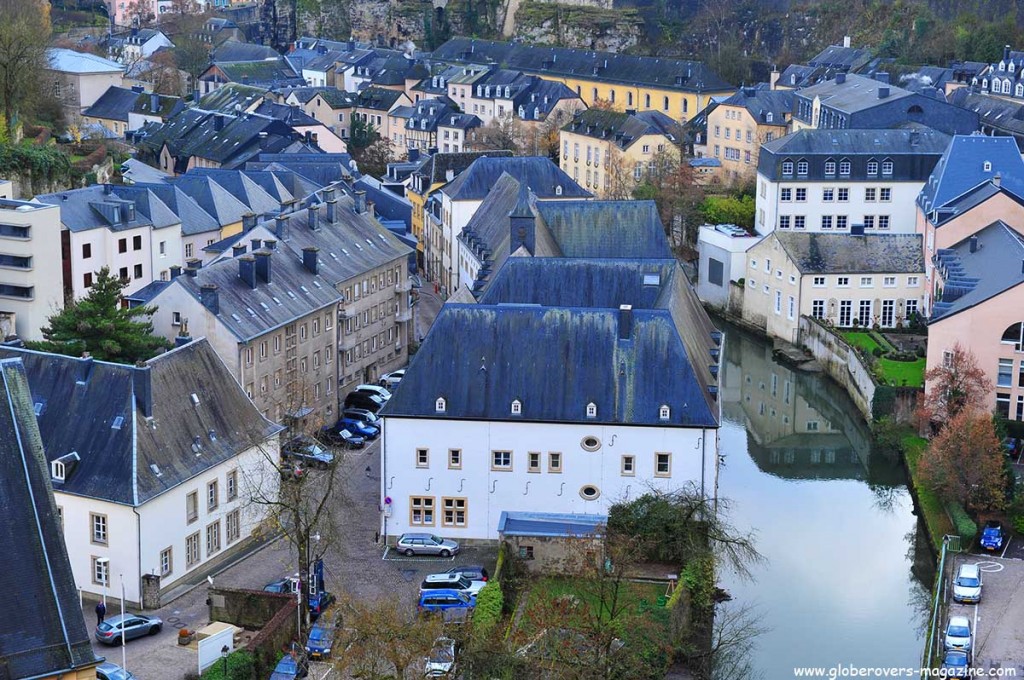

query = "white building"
[0,197,64,340]
[0,340,283,607]
[755,128,951,236]
[381,257,721,541]
[696,223,763,314]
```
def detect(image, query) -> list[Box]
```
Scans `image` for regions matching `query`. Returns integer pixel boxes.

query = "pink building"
[928,221,1024,417]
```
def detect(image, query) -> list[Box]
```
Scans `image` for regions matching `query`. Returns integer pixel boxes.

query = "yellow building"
[559,109,683,198]
[706,87,793,185]
[431,38,734,124]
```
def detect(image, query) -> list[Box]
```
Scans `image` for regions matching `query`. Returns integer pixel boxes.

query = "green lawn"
[902,432,954,552]
[843,331,925,387]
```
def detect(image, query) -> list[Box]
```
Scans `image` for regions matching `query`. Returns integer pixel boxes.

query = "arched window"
[1002,322,1024,349]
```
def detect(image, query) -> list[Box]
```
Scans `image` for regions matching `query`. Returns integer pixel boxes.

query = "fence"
[923,535,961,667]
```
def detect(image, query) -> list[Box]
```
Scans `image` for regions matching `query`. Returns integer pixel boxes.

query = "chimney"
[302,246,319,274]
[232,244,247,257]
[969,235,979,253]
[186,258,202,270]
[618,304,633,340]
[200,284,219,314]
[250,238,262,252]
[242,212,257,231]
[184,266,198,277]
[169,265,182,279]
[994,172,1002,187]
[851,223,865,236]
[307,203,320,231]
[263,238,277,251]
[132,364,153,418]
[408,148,420,162]
[835,73,846,84]
[877,86,890,99]
[103,183,113,195]
[875,72,890,84]
[213,114,224,131]
[367,200,375,219]
[1005,45,1012,62]
[508,190,535,255]
[843,35,851,48]
[354,190,367,214]
[150,92,160,113]
[770,66,780,89]
[238,255,257,288]
[624,108,637,116]
[275,215,289,240]
[326,196,337,224]
[174,332,192,348]
[254,251,272,283]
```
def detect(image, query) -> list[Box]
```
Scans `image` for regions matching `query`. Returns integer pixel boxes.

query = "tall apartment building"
[0,198,64,340]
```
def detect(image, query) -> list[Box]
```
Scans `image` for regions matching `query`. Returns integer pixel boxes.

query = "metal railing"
[924,534,962,666]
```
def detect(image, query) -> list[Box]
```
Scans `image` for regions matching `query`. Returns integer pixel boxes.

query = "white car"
[424,636,456,677]
[421,573,486,596]
[355,384,392,402]
[944,616,972,652]
[380,369,405,389]
[952,563,982,604]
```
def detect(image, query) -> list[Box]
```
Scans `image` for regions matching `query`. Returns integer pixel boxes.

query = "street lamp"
[220,645,230,677]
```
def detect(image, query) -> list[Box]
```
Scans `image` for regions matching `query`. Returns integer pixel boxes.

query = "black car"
[317,425,366,449]
[343,391,385,413]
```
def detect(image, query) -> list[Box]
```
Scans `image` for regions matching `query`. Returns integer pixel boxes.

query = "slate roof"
[353,175,412,227]
[212,40,279,63]
[441,156,588,201]
[312,88,357,108]
[949,90,1024,147]
[167,174,253,225]
[156,111,299,171]
[562,109,683,149]
[252,100,321,126]
[808,44,873,71]
[124,279,171,305]
[511,78,580,121]
[917,134,1024,216]
[720,87,793,125]
[536,200,672,258]
[383,284,719,427]
[47,48,124,74]
[431,38,732,94]
[120,157,171,184]
[0,358,99,678]
[497,511,606,538]
[83,85,141,122]
[179,169,284,215]
[131,91,184,119]
[777,64,823,89]
[209,58,304,88]
[0,341,282,505]
[35,184,178,233]
[197,83,268,113]
[354,86,406,111]
[930,220,1024,321]
[412,150,514,189]
[404,98,480,133]
[796,74,913,113]
[775,232,924,274]
[760,127,952,156]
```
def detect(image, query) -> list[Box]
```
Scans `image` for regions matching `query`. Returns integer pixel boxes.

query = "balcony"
[396,308,412,323]
[395,279,413,293]
[339,333,359,350]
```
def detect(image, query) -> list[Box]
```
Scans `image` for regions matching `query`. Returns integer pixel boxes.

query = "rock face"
[258,0,297,50]
[513,2,642,51]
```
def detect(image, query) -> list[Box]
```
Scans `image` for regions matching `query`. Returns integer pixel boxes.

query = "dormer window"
[555,185,563,196]
[511,399,522,415]
[435,397,446,413]
[766,112,773,123]
[586,402,597,418]
[659,405,671,421]
[782,160,794,175]
[51,460,65,481]
[984,161,992,172]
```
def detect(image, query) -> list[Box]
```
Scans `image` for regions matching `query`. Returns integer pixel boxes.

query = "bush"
[872,347,883,357]
[199,650,255,680]
[946,502,978,546]
[473,582,503,633]
[1014,515,1024,534]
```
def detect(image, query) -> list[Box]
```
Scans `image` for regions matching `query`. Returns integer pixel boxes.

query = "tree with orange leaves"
[918,409,1007,512]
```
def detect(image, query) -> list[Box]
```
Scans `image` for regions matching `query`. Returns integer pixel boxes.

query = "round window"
[579,485,601,500]
[581,436,601,451]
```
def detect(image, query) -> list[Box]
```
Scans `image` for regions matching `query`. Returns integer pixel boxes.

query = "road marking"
[380,546,456,563]
[975,561,1004,573]
[1000,537,1011,560]
[973,599,980,659]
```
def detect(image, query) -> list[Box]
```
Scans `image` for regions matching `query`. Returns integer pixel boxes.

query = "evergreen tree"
[33,267,171,363]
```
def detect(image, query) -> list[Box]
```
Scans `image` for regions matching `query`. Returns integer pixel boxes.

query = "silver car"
[396,533,460,557]
[952,564,982,604]
[95,613,162,645]
[96,662,137,680]
[943,616,972,652]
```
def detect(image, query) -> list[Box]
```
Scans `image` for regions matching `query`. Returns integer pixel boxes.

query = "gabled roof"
[212,40,279,63]
[35,184,177,233]
[47,47,124,74]
[167,174,253,225]
[777,64,824,89]
[0,359,99,678]
[252,100,321,126]
[312,88,357,108]
[208,58,303,88]
[760,127,951,156]
[83,85,141,122]
[197,82,268,113]
[383,257,720,427]
[948,90,1024,146]
[353,175,412,227]
[807,44,873,71]
[797,73,913,112]
[775,232,924,274]
[413,150,514,188]
[719,87,793,125]
[536,201,672,258]
[431,37,731,93]
[0,341,282,506]
[182,169,284,215]
[441,156,588,201]
[562,109,683,149]
[917,134,1024,216]
[354,86,407,111]
[131,91,184,119]
[930,221,1024,321]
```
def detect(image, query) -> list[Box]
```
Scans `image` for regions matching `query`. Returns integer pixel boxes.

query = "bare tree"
[332,595,444,678]
[0,0,51,138]
[474,117,527,154]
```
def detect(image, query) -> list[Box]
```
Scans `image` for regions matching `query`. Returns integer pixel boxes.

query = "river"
[716,324,934,678]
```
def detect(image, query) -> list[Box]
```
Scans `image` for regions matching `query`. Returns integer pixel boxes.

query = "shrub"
[916,345,926,358]
[872,347,883,357]
[946,502,978,546]
[473,582,504,633]
[1014,515,1024,534]
[199,650,255,680]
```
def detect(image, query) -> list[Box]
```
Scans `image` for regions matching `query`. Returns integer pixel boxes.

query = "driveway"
[946,553,1024,675]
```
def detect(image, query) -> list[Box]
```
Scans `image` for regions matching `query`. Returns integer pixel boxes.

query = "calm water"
[717,324,933,678]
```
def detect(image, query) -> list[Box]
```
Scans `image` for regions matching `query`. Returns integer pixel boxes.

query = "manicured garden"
[844,331,926,388]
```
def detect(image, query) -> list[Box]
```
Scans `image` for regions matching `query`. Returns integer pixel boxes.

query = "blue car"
[417,589,476,613]
[980,521,1005,552]
[270,654,307,680]
[305,619,335,660]
[336,417,379,439]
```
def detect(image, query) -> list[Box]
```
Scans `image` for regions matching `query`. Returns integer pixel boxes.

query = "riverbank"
[899,429,953,553]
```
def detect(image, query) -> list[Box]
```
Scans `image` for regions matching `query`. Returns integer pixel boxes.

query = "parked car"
[264,577,298,594]
[269,654,308,680]
[308,590,335,621]
[355,384,392,402]
[305,618,336,660]
[943,616,973,652]
[939,649,971,677]
[282,436,335,468]
[380,369,405,389]
[96,662,137,680]
[95,614,162,645]
[423,636,456,677]
[336,417,379,439]
[417,589,476,613]
[980,521,1005,552]
[421,573,486,596]
[317,425,365,449]
[952,563,983,604]
[396,533,460,557]
[343,408,380,425]
[445,565,489,582]
[344,391,385,413]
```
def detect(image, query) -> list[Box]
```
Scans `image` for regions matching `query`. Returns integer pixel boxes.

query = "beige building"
[741,230,925,343]
[352,87,412,147]
[559,109,683,198]
[46,48,125,119]
[706,87,793,185]
[0,197,64,341]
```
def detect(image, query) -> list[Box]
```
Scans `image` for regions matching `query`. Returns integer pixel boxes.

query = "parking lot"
[944,551,1024,675]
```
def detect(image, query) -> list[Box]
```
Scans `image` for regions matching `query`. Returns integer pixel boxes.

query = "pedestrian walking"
[95,600,106,627]
[365,465,371,477]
